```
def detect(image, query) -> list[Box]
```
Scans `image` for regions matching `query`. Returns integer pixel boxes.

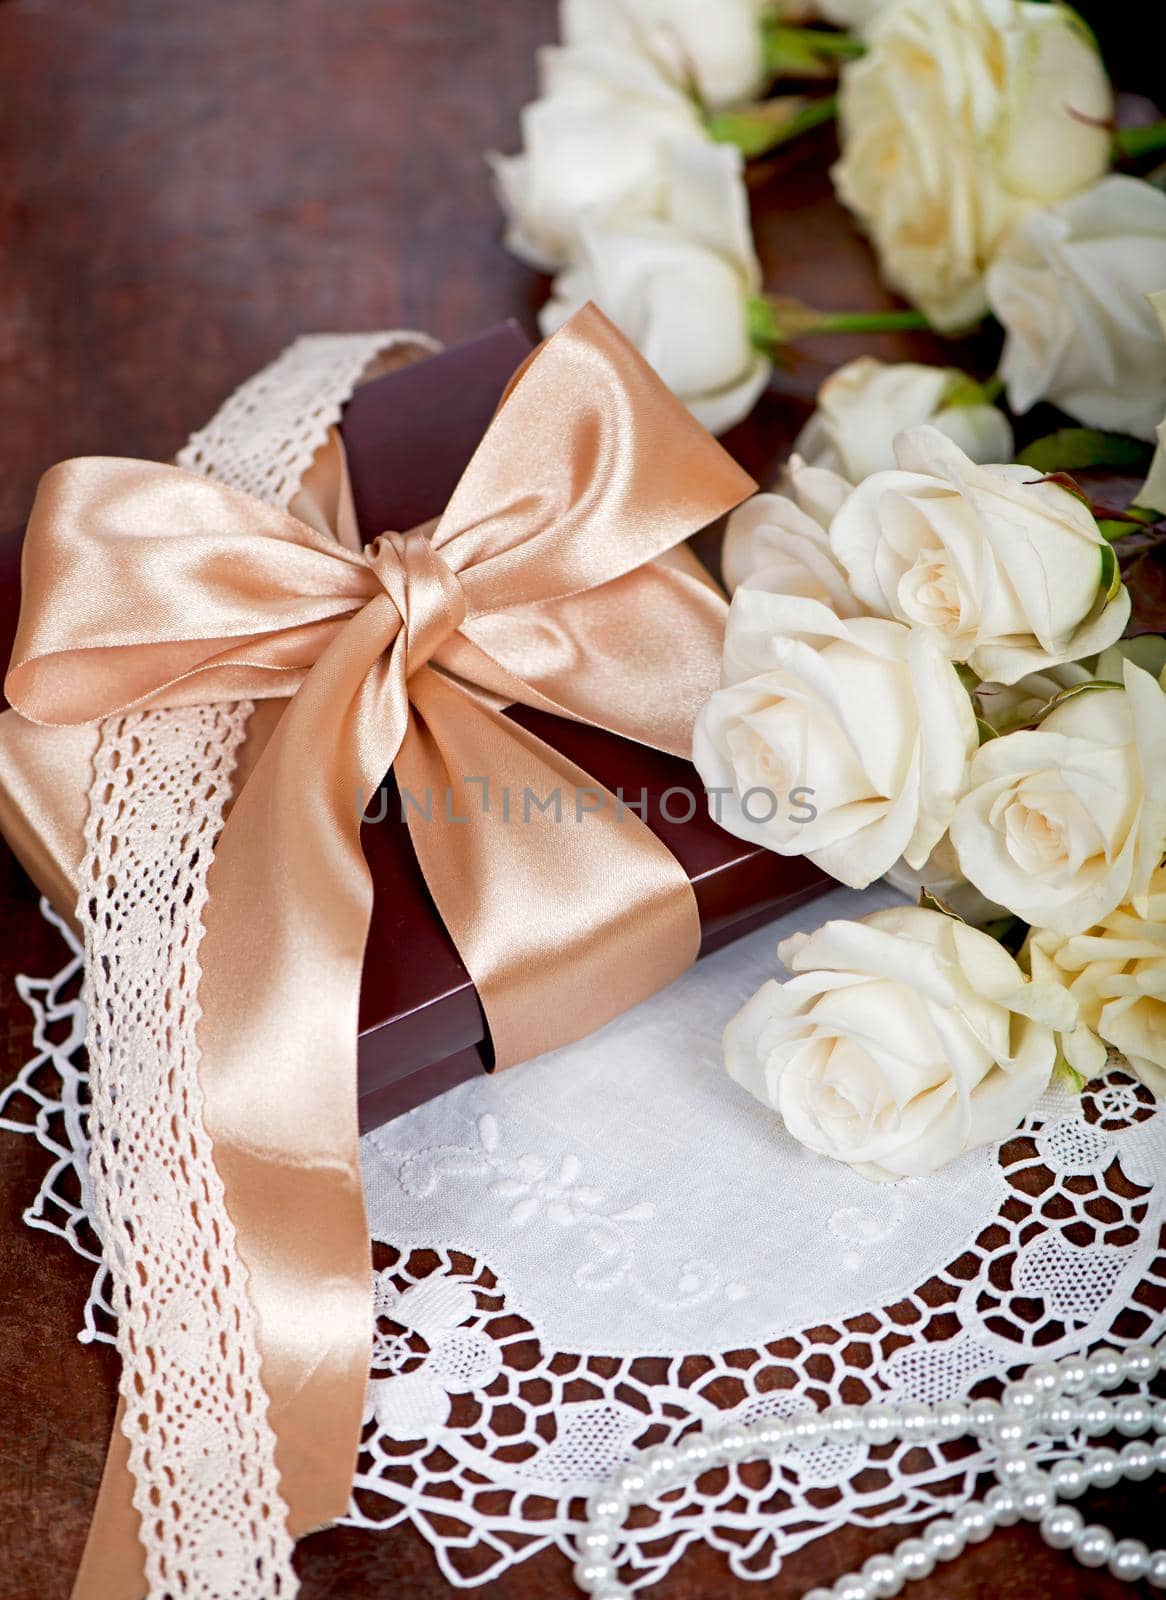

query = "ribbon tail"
[192,595,409,1536]
[397,667,702,1068]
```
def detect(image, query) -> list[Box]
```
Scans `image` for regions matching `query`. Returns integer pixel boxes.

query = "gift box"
[0,322,829,1130]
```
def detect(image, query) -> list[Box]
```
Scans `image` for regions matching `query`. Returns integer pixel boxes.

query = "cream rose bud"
[559,0,769,110]
[832,0,1112,330]
[490,44,702,271]
[794,358,1014,484]
[539,140,771,434]
[725,907,1071,1180]
[1028,868,1166,1099]
[692,594,977,888]
[951,661,1166,938]
[829,426,1131,684]
[721,457,855,601]
[988,177,1166,441]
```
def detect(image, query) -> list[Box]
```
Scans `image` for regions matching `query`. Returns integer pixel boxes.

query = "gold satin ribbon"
[6,306,754,1590]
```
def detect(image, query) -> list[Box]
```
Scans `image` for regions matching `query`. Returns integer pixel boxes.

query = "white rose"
[987,177,1166,441]
[829,426,1131,684]
[560,0,769,110]
[721,456,856,601]
[951,661,1166,937]
[539,139,771,433]
[1028,866,1166,1098]
[794,357,1014,483]
[692,594,977,887]
[491,44,702,271]
[1138,289,1166,514]
[832,0,1112,330]
[725,906,1071,1180]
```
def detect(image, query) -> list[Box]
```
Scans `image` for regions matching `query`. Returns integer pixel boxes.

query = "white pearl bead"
[678,1433,713,1470]
[861,1552,903,1597]
[791,1413,824,1449]
[1041,1505,1084,1550]
[861,1410,899,1446]
[611,1465,647,1498]
[954,1501,993,1543]
[713,1426,750,1462]
[1115,1396,1154,1437]
[577,1526,617,1557]
[1058,1356,1090,1394]
[1042,1399,1079,1437]
[985,1484,1019,1526]
[747,1418,788,1450]
[895,1537,935,1582]
[1109,1538,1151,1582]
[833,1576,872,1600]
[991,1415,1029,1450]
[1119,1439,1156,1481]
[923,1518,964,1562]
[1050,1458,1088,1499]
[803,1588,834,1600]
[1079,1398,1114,1436]
[1087,1349,1124,1391]
[1152,1435,1166,1471]
[933,1403,967,1442]
[643,1445,677,1480]
[1074,1524,1115,1568]
[897,1404,935,1441]
[995,1450,1031,1483]
[1002,1380,1039,1415]
[1084,1447,1121,1488]
[1122,1342,1160,1383]
[824,1404,864,1440]
[1017,1476,1053,1522]
[966,1398,1002,1434]
[1155,1406,1166,1437]
[1027,1360,1063,1395]
[572,1556,616,1589]
[1148,1548,1166,1589]
[585,1490,627,1525]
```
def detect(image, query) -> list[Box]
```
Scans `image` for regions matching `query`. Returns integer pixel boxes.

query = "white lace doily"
[5,883,1163,1592]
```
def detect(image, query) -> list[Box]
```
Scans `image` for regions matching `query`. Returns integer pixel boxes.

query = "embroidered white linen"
[7,880,1163,1591]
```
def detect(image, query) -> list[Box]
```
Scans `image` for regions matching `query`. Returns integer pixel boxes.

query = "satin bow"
[6,305,755,1578]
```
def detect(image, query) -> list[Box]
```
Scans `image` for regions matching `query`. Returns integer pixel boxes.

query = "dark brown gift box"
[0,325,829,1129]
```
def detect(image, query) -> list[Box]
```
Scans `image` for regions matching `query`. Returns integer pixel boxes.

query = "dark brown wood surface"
[0,2,1161,1597]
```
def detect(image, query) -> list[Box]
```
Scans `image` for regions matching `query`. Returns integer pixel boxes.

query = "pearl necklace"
[572,1340,1166,1598]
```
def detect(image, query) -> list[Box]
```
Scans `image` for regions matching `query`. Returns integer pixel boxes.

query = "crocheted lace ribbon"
[74,332,432,1599]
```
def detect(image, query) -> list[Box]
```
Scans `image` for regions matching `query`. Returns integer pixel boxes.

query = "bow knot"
[364,527,466,675]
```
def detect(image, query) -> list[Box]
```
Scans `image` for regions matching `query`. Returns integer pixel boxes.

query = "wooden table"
[0,2,1160,1594]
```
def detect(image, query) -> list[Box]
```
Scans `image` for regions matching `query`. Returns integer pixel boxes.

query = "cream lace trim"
[77,330,433,1597]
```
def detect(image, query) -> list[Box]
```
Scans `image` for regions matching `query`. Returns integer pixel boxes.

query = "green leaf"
[1015,429,1152,474]
[760,21,865,79]
[1099,540,1122,602]
[705,94,836,159]
[1028,678,1123,725]
[976,717,1000,744]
